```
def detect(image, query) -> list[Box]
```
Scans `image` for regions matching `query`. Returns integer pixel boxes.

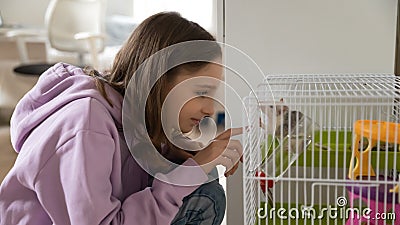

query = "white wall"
[226,0,396,76]
[221,1,397,225]
[106,0,133,17]
[0,0,51,27]
[0,0,133,28]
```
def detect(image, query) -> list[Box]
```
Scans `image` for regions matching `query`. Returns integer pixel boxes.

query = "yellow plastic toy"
[390,185,399,193]
[348,120,400,180]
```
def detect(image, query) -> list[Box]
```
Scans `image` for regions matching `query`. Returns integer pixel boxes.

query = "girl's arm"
[33,130,208,225]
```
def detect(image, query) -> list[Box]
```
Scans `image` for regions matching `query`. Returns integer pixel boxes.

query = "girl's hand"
[164,147,194,164]
[192,128,243,176]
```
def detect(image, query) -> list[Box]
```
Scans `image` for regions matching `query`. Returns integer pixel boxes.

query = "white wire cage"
[242,74,400,225]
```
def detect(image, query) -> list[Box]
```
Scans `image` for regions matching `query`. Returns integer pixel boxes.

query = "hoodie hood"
[10,62,123,152]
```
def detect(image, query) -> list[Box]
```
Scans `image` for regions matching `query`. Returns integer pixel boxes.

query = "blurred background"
[0,1,397,224]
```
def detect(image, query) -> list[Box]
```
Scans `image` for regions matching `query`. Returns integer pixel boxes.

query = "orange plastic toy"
[348,120,400,180]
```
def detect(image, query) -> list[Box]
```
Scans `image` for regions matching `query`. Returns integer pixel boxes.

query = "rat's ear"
[279,98,284,102]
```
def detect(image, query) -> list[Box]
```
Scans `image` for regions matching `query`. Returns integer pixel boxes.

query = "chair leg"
[15,37,30,64]
[77,52,85,67]
[87,38,99,69]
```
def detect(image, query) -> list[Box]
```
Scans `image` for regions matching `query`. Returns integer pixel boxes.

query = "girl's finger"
[215,127,243,140]
[221,147,241,164]
[224,162,239,177]
[226,140,243,158]
[218,156,234,172]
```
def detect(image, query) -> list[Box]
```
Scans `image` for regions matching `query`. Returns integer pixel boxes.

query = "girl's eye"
[196,91,208,97]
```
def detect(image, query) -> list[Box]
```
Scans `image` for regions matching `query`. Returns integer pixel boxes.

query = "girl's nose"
[201,98,215,116]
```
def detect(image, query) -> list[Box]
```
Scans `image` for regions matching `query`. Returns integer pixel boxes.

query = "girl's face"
[165,63,223,133]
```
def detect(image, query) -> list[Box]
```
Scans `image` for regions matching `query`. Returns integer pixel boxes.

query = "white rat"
[260,98,305,138]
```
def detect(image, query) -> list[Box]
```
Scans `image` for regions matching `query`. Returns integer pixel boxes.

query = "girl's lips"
[191,118,201,125]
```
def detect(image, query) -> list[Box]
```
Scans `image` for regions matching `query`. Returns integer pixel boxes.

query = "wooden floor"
[0,40,42,182]
[0,125,15,182]
[0,59,29,182]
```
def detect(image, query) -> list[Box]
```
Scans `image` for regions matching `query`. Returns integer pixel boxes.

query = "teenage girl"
[0,12,242,225]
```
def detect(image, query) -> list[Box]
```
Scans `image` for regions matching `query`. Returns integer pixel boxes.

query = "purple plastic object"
[346,175,399,203]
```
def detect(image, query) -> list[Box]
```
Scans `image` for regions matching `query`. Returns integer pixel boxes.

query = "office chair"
[10,0,107,75]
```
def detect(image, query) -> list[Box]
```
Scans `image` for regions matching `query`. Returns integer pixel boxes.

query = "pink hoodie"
[0,63,207,225]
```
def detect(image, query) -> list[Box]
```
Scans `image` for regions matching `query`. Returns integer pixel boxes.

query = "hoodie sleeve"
[33,130,208,225]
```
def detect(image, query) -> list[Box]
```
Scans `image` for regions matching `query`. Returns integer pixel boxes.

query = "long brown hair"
[88,12,221,153]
